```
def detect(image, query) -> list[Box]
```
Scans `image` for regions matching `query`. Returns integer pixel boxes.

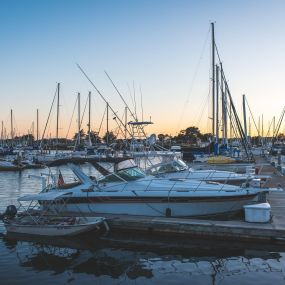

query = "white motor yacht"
[40,161,279,218]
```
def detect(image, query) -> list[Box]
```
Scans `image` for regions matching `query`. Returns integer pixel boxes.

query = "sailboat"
[35,83,70,165]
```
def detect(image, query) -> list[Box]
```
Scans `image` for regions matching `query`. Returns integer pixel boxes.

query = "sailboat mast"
[78,92,81,146]
[106,102,109,145]
[88,91,91,146]
[261,114,264,145]
[125,106,128,140]
[36,109,39,142]
[273,116,275,137]
[32,121,34,140]
[56,83,60,152]
[1,121,3,146]
[221,66,224,144]
[242,94,247,139]
[211,22,215,140]
[10,109,13,145]
[220,63,227,145]
[215,64,219,144]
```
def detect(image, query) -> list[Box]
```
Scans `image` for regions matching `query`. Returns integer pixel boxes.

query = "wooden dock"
[102,156,285,243]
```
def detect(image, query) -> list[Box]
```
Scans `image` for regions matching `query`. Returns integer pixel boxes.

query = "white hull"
[52,195,259,217]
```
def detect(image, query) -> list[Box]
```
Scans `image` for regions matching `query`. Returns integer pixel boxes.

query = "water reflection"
[1,233,285,285]
[1,165,285,284]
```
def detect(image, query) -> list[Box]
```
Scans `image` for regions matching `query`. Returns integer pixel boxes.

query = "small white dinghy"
[1,191,107,237]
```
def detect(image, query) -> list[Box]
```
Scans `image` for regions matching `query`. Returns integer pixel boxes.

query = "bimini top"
[18,191,72,202]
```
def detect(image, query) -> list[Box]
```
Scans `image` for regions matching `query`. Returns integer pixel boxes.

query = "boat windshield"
[117,167,145,181]
[99,167,145,182]
[147,159,187,175]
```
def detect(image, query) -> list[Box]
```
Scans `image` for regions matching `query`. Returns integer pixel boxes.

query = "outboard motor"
[0,205,17,220]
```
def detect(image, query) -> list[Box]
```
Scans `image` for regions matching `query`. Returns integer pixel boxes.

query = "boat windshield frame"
[99,167,146,183]
[147,159,188,175]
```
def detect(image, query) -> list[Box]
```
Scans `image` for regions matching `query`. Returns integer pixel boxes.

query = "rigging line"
[40,84,58,148]
[104,72,143,145]
[214,42,223,66]
[12,112,18,137]
[195,77,211,127]
[176,27,211,132]
[65,96,78,139]
[226,104,240,140]
[273,106,285,137]
[221,70,252,159]
[244,97,260,136]
[133,81,137,119]
[80,94,89,129]
[98,105,107,136]
[77,64,133,138]
[104,70,137,122]
[195,87,210,127]
[215,40,250,146]
[140,86,144,122]
[114,126,121,138]
[110,111,127,139]
[127,82,136,114]
[265,117,274,138]
[271,106,285,154]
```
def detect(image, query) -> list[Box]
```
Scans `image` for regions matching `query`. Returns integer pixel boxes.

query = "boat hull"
[5,217,105,236]
[52,194,259,217]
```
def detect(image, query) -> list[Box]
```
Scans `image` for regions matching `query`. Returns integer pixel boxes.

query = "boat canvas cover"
[18,191,72,202]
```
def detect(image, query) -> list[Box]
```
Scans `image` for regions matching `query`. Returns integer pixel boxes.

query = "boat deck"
[97,156,285,243]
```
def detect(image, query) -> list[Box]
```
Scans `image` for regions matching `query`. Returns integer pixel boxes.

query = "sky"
[0,0,285,139]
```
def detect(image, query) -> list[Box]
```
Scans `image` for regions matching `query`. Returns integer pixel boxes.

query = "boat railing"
[186,168,254,188]
[105,176,248,193]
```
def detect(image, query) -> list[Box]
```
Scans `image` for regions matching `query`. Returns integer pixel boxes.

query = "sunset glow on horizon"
[1,0,285,139]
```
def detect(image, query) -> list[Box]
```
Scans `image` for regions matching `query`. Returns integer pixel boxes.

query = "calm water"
[1,164,285,284]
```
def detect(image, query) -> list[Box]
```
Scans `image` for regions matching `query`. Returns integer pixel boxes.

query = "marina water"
[1,165,285,284]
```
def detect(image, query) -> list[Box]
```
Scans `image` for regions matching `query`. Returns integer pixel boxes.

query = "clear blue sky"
[0,0,284,138]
